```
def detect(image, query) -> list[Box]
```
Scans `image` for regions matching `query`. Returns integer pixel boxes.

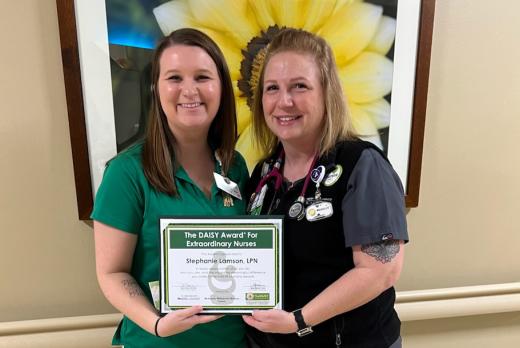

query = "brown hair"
[251,28,357,158]
[143,28,237,195]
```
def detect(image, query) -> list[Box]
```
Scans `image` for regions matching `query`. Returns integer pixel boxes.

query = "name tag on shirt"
[305,201,333,221]
[213,172,242,200]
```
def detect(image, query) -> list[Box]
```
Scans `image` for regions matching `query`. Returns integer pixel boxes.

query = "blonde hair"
[252,28,357,158]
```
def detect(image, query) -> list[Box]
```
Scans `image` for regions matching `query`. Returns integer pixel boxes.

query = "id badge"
[213,172,242,200]
[305,201,333,222]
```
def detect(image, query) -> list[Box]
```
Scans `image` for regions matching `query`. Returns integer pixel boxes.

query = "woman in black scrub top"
[242,28,408,348]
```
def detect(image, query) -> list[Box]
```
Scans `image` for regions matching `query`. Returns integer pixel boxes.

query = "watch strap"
[292,309,313,337]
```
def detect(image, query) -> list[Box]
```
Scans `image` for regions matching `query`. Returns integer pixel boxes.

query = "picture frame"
[56,0,435,220]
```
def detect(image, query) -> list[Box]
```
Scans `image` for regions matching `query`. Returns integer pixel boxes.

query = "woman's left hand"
[242,309,298,334]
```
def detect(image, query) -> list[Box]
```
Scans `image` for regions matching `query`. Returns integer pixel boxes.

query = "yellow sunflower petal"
[367,16,396,55]
[355,98,391,129]
[302,0,336,32]
[333,0,356,14]
[236,95,252,135]
[269,0,308,28]
[349,103,383,148]
[338,52,393,104]
[187,0,259,47]
[319,1,383,64]
[153,2,243,81]
[197,28,243,81]
[248,0,276,29]
[153,0,194,35]
[244,1,263,34]
[236,125,265,173]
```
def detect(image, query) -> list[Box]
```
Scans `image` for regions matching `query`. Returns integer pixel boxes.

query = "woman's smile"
[272,114,302,126]
[177,102,203,109]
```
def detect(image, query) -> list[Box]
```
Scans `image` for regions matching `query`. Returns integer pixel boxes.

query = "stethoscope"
[255,149,285,195]
[249,147,319,219]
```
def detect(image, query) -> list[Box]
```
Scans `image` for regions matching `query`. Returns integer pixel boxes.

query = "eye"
[196,74,211,81]
[265,84,278,92]
[166,75,181,82]
[293,83,308,90]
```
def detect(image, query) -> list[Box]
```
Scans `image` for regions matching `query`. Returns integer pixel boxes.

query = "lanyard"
[287,155,318,219]
[293,155,318,202]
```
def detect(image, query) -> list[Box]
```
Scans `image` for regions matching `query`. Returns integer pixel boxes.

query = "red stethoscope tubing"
[253,148,318,209]
[254,149,285,194]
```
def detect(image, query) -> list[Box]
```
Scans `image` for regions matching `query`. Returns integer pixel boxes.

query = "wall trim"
[1,282,519,336]
[395,282,520,321]
[0,313,121,336]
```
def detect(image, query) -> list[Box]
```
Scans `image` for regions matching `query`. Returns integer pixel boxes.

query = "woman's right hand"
[94,222,222,337]
[156,306,222,337]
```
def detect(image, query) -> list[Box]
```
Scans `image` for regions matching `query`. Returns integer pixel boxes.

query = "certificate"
[159,216,283,314]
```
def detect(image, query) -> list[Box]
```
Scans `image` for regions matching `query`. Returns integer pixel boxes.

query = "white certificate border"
[159,217,283,314]
[165,225,278,309]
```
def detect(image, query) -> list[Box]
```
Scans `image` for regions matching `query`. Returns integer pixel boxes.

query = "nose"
[181,81,198,98]
[279,90,293,107]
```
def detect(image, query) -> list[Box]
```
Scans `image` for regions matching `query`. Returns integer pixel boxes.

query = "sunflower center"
[238,25,284,108]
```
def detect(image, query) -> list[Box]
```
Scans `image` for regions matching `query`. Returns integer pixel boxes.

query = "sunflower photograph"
[106,0,398,170]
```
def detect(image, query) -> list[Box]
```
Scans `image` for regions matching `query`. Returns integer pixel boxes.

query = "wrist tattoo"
[122,279,145,297]
[361,240,400,263]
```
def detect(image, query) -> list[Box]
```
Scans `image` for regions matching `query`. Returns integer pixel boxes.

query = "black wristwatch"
[292,309,313,337]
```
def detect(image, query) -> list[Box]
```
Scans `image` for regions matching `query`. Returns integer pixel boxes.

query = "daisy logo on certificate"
[245,292,270,302]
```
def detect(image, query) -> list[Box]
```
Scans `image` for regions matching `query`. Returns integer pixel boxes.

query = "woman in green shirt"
[92,28,248,348]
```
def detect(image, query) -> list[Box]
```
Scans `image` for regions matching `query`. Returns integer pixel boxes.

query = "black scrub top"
[246,139,408,348]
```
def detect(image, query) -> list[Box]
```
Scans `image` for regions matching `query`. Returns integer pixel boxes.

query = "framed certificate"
[159,216,283,314]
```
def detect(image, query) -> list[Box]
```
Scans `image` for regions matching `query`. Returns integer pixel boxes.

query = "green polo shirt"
[91,143,248,348]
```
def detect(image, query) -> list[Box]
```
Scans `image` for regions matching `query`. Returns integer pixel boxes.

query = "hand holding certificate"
[160,217,283,314]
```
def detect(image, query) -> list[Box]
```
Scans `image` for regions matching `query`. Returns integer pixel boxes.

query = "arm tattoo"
[361,240,400,264]
[122,279,145,297]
